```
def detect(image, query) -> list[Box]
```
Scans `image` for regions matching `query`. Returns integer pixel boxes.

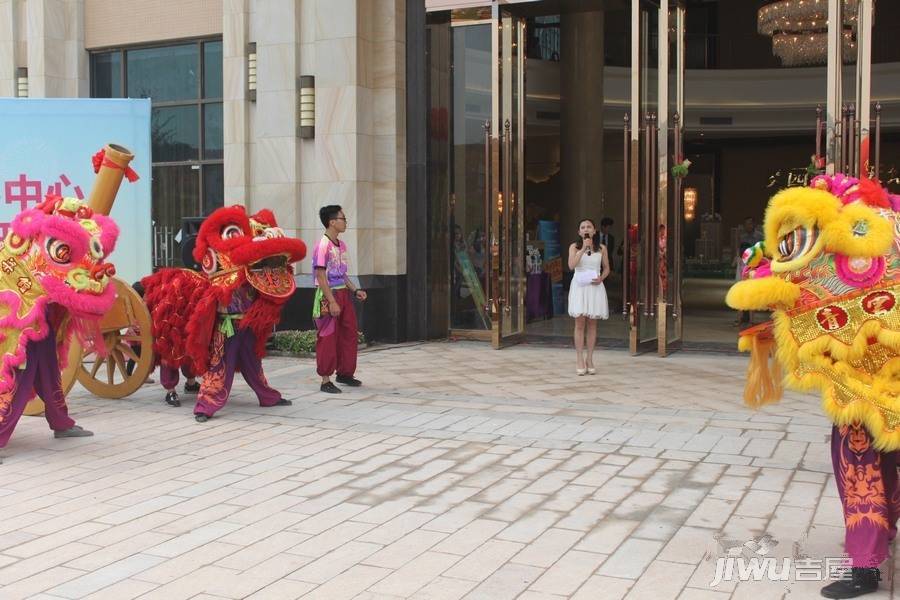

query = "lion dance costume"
[0,195,120,449]
[727,174,900,596]
[142,205,306,421]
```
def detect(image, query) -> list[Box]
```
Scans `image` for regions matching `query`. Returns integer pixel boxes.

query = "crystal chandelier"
[757,0,859,66]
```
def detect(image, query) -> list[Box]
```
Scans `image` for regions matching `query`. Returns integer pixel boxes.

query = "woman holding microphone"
[567,218,610,375]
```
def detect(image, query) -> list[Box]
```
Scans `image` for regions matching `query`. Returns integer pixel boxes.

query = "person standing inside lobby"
[599,217,615,273]
[312,205,367,394]
[568,219,610,376]
[733,217,763,327]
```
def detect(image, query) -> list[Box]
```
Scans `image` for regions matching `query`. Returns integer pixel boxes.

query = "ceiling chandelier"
[757,0,859,66]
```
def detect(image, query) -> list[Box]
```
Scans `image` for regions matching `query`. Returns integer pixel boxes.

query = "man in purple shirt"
[312,205,367,393]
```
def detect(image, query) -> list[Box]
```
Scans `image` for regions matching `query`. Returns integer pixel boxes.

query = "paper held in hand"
[573,270,598,287]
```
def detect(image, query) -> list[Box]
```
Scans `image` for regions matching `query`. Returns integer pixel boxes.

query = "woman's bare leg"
[574,316,586,371]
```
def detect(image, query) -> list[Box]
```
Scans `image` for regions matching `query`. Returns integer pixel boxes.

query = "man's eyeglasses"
[335,217,348,222]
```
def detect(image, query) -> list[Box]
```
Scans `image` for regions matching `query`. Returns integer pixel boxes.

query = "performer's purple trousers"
[831,423,900,567]
[0,329,76,448]
[194,327,281,417]
[160,364,194,389]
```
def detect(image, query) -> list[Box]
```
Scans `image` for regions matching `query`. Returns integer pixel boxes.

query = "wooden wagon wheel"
[73,278,155,398]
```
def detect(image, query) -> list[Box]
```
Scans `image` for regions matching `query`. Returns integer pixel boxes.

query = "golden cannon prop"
[25,144,155,415]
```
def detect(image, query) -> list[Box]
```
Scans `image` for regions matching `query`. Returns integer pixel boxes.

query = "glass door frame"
[626,0,685,356]
[430,5,525,346]
[490,4,526,348]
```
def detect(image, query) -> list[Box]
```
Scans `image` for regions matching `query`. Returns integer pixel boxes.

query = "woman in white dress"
[567,219,610,375]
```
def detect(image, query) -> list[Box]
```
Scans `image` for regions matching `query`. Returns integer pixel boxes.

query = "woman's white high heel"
[577,368,587,376]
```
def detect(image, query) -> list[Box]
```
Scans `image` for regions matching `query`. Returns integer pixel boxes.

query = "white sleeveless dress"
[568,249,609,319]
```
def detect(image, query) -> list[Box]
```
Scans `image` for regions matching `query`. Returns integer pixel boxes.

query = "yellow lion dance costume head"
[727,174,900,450]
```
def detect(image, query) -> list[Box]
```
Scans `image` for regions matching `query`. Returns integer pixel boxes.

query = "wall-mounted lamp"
[684,187,698,222]
[298,75,315,138]
[247,43,257,101]
[15,67,28,98]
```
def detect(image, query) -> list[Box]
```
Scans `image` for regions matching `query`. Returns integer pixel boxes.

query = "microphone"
[584,234,592,256]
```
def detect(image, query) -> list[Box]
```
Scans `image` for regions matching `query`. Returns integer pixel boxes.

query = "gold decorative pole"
[87,143,136,216]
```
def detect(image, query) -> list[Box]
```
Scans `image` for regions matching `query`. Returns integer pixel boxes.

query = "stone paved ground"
[0,341,895,599]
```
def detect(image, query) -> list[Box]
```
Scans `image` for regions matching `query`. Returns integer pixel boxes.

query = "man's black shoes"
[321,381,342,394]
[821,567,880,599]
[336,375,362,387]
[165,391,181,407]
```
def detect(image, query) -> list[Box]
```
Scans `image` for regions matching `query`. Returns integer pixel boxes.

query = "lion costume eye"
[89,238,104,259]
[45,238,72,264]
[222,225,243,240]
[777,226,818,262]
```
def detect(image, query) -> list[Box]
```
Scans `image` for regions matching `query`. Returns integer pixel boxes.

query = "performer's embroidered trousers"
[831,423,900,567]
[0,328,75,448]
[193,327,281,417]
[316,288,357,378]
[160,364,195,389]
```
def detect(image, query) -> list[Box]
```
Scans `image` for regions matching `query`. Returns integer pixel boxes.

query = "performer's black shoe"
[125,358,136,377]
[195,414,209,423]
[821,567,880,598]
[54,425,93,438]
[335,375,362,387]
[184,381,200,394]
[165,391,181,407]
[272,399,292,406]
[320,381,342,394]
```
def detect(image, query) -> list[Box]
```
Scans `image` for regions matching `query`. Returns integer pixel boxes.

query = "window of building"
[90,39,223,268]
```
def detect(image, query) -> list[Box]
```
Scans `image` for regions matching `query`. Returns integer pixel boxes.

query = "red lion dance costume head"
[142,205,306,418]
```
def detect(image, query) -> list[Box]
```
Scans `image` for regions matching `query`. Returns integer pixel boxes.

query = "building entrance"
[424,0,891,354]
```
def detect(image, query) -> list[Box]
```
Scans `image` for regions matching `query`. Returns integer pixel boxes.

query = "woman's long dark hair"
[574,218,601,251]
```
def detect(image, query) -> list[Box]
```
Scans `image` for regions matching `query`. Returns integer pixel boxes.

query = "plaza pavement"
[0,340,895,599]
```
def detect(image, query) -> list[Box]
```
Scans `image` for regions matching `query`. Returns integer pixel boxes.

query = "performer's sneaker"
[54,425,93,438]
[336,375,362,387]
[320,381,342,394]
[821,567,880,598]
[195,414,209,423]
[184,381,201,394]
[165,391,181,407]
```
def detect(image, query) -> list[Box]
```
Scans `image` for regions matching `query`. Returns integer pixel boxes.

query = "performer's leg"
[316,316,338,383]
[0,350,39,449]
[335,290,358,381]
[182,365,200,394]
[32,331,78,434]
[236,329,285,407]
[822,423,887,598]
[160,365,180,389]
[193,330,239,420]
[160,364,182,406]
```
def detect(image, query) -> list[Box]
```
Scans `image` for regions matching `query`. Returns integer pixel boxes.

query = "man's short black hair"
[600,217,614,227]
[320,205,343,228]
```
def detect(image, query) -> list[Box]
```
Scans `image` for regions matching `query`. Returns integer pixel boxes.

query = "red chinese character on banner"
[55,174,84,200]
[4,174,41,211]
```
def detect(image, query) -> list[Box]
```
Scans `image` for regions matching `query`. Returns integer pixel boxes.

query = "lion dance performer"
[0,194,121,455]
[727,174,900,599]
[142,205,306,422]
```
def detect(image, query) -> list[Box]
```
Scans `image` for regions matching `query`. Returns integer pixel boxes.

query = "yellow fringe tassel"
[740,326,784,408]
